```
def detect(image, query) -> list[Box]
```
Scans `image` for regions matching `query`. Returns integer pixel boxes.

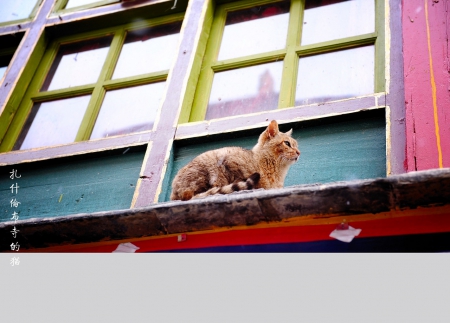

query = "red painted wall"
[403,0,450,171]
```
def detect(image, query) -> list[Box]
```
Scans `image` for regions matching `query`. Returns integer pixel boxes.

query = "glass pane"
[0,66,7,79]
[206,62,283,120]
[41,37,113,91]
[90,82,166,139]
[295,45,374,106]
[0,0,37,24]
[0,54,13,79]
[14,95,91,150]
[218,1,290,61]
[65,0,104,9]
[301,0,375,46]
[112,22,182,79]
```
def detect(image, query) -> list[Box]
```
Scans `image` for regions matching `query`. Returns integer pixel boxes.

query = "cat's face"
[259,120,301,164]
[275,132,300,164]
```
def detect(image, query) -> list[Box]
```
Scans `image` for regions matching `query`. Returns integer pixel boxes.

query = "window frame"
[186,0,385,123]
[0,13,184,152]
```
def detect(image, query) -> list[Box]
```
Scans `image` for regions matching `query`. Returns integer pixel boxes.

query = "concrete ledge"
[1,168,450,251]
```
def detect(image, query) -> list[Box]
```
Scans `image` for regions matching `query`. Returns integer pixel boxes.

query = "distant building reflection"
[205,69,279,119]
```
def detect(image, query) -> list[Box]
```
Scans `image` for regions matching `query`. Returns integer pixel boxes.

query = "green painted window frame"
[0,13,184,152]
[185,0,385,123]
[0,0,42,27]
[53,0,121,14]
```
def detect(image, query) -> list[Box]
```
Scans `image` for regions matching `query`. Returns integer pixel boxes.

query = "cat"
[170,120,300,201]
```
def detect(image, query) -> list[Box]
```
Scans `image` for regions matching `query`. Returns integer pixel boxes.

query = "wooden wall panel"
[160,111,386,201]
[403,0,450,170]
[0,149,144,221]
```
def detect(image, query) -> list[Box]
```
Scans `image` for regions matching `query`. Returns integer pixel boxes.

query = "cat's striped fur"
[170,120,300,201]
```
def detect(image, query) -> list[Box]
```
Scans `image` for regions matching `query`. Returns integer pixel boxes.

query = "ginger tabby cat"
[170,120,300,201]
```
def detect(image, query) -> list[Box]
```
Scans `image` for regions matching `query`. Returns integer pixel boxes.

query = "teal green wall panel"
[162,111,386,201]
[287,117,386,186]
[1,149,144,222]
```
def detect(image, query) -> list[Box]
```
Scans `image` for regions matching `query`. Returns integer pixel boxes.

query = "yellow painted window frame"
[185,0,385,123]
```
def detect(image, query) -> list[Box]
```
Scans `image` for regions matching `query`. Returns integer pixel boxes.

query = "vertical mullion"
[54,0,69,12]
[75,29,126,141]
[278,0,304,109]
[188,3,224,122]
[385,0,406,174]
[177,0,215,124]
[375,0,385,93]
[131,0,213,207]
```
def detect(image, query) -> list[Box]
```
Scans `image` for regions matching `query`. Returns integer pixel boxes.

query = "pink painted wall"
[403,0,450,171]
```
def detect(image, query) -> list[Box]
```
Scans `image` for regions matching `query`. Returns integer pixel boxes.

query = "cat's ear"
[285,129,293,137]
[267,120,279,138]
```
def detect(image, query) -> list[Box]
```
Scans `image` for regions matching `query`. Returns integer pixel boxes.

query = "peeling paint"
[2,168,449,251]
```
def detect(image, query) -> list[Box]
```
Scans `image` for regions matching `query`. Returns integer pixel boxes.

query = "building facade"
[0,0,449,252]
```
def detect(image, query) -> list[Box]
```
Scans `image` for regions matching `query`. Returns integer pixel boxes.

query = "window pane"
[217,1,290,61]
[112,22,182,79]
[301,0,375,46]
[206,62,283,120]
[90,82,166,139]
[0,66,7,79]
[14,96,91,150]
[41,37,113,91]
[295,46,374,106]
[65,0,105,9]
[0,54,13,79]
[0,0,37,24]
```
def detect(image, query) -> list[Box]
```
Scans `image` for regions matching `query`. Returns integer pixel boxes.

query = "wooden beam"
[385,0,406,175]
[175,95,383,140]
[131,0,213,207]
[0,132,154,165]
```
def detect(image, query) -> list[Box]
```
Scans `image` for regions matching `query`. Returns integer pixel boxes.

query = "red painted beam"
[61,211,450,252]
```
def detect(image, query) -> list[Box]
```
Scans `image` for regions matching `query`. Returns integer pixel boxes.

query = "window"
[187,0,383,122]
[1,18,183,151]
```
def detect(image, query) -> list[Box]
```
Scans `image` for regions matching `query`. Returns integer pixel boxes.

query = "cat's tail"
[193,172,260,199]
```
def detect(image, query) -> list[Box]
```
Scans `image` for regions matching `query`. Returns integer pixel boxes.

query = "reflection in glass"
[206,62,283,120]
[301,0,374,45]
[90,82,166,139]
[0,0,37,24]
[0,54,13,79]
[295,46,374,106]
[218,1,290,61]
[65,0,103,9]
[14,96,91,150]
[41,37,113,91]
[0,67,7,79]
[112,22,181,79]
